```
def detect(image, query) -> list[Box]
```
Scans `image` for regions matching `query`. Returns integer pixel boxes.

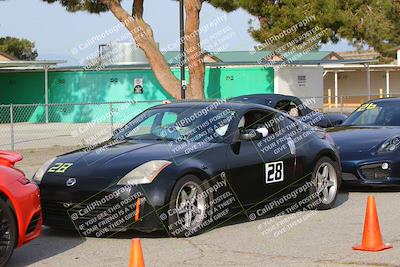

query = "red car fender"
[0,164,25,187]
[0,152,42,247]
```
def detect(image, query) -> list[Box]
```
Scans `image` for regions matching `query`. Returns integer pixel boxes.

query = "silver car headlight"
[378,135,400,154]
[32,157,56,184]
[117,160,172,185]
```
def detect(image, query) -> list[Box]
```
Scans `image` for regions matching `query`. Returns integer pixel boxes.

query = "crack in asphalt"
[181,239,206,266]
[175,241,399,267]
[315,259,400,267]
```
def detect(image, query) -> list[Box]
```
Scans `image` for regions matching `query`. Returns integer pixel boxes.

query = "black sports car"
[33,101,341,237]
[328,98,400,187]
[230,94,347,128]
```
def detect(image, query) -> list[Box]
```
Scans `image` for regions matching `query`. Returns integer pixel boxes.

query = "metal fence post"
[10,104,14,151]
[340,95,344,114]
[45,103,49,124]
[109,102,114,136]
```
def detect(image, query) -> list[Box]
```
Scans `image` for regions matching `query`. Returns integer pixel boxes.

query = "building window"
[298,75,306,87]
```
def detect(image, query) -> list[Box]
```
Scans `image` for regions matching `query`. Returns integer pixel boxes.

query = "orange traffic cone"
[353,196,392,252]
[129,239,145,267]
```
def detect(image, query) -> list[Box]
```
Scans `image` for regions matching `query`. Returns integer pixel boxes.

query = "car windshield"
[114,106,236,143]
[342,101,400,126]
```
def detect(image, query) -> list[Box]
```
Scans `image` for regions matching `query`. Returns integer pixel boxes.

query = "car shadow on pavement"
[8,227,84,267]
[213,191,350,230]
[98,229,167,239]
[92,191,351,240]
[16,192,351,248]
[90,191,351,240]
[342,185,400,192]
[335,190,350,207]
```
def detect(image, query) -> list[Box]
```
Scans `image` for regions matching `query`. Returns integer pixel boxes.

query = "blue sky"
[0,0,353,65]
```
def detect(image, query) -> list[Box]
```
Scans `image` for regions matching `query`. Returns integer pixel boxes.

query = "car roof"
[150,100,275,112]
[230,94,298,101]
[369,97,400,104]
[229,94,300,107]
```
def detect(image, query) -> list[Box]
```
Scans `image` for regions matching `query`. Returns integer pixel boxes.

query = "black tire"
[309,157,341,210]
[167,175,212,237]
[0,198,17,267]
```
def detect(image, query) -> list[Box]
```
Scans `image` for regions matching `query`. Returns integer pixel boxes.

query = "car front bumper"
[41,183,166,235]
[341,155,400,187]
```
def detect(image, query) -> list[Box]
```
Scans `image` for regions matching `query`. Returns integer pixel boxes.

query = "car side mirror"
[328,120,343,128]
[334,120,343,126]
[240,129,263,141]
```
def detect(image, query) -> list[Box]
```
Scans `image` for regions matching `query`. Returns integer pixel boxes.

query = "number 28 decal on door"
[265,161,284,184]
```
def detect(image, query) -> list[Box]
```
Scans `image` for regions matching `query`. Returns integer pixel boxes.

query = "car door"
[226,109,296,206]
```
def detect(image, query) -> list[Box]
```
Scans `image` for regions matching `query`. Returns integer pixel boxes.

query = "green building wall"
[0,72,46,104]
[0,66,274,123]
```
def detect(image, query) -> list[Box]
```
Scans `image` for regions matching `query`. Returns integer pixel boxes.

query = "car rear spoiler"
[0,151,23,168]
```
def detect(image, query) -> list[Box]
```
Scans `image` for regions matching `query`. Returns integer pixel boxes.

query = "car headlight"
[378,135,400,154]
[32,158,56,184]
[117,160,172,185]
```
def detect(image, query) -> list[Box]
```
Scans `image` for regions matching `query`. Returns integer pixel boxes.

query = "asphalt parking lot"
[9,191,400,267]
[0,123,116,150]
[10,147,400,267]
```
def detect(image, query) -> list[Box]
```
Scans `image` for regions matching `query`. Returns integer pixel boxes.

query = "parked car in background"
[0,151,42,266]
[328,98,400,187]
[230,94,347,128]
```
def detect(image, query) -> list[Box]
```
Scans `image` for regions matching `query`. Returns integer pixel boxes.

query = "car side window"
[161,112,178,127]
[294,98,312,115]
[275,100,302,117]
[240,110,280,137]
[125,114,157,137]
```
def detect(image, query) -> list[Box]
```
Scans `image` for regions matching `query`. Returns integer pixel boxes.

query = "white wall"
[324,70,400,106]
[274,66,324,109]
[397,50,400,65]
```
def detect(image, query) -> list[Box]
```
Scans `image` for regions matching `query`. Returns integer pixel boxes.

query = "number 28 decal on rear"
[47,163,73,173]
[265,161,284,184]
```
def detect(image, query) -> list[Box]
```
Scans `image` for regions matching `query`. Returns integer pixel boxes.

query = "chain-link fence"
[299,93,400,114]
[1,94,399,151]
[0,101,165,151]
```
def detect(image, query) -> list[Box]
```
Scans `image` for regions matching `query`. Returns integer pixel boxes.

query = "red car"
[0,151,42,266]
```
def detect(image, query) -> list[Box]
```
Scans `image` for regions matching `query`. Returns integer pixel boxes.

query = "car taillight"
[18,176,31,185]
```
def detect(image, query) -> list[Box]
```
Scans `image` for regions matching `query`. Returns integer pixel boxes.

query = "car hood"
[327,126,400,154]
[49,139,221,178]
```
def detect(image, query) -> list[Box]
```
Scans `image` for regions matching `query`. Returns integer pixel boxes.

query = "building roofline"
[0,60,67,69]
[0,59,378,73]
[324,64,400,71]
[0,51,16,60]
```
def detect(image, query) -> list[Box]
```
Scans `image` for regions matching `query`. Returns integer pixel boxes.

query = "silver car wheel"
[315,162,338,205]
[175,182,206,231]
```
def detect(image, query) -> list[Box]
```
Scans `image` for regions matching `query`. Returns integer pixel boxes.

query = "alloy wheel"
[315,162,338,205]
[175,182,206,231]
